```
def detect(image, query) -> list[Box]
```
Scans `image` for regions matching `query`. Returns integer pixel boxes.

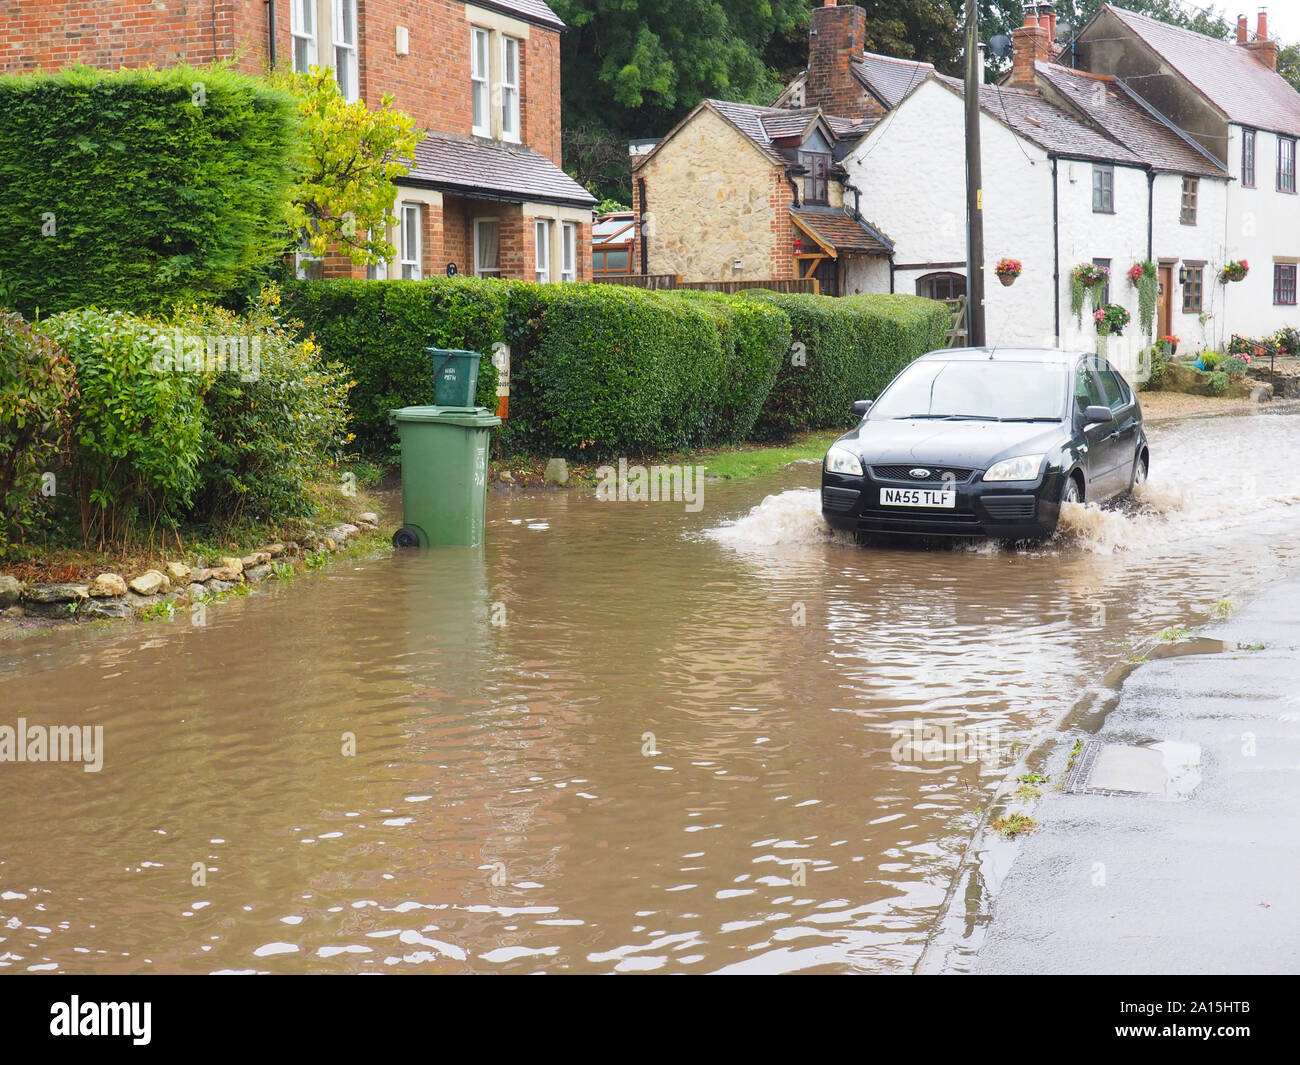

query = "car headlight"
[983,454,1045,482]
[825,445,864,476]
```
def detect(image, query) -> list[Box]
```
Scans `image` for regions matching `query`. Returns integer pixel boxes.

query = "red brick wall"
[769,170,797,280]
[805,3,881,120]
[1,0,566,162]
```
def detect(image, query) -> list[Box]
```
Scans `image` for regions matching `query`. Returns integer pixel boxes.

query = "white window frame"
[291,0,318,74]
[473,218,501,277]
[560,221,577,282]
[471,27,491,138]
[333,0,359,102]
[366,228,388,281]
[295,238,324,281]
[501,36,521,143]
[400,203,423,280]
[535,219,552,282]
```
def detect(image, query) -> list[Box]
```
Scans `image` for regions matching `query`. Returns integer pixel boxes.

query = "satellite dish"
[989,34,1012,59]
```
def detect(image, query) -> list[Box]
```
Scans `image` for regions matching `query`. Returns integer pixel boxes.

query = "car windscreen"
[870,360,1067,421]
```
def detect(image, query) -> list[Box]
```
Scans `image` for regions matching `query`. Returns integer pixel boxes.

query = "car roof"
[918,347,1088,363]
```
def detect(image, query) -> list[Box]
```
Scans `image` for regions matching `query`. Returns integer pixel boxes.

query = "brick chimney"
[1236,14,1249,44]
[1010,9,1051,88]
[1243,9,1278,70]
[805,1,881,118]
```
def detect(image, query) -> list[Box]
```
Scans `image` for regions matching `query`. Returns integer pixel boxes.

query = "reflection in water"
[2,410,1300,973]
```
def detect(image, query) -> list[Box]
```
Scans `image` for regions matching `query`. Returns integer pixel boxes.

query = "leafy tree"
[1278,43,1300,95]
[273,68,421,268]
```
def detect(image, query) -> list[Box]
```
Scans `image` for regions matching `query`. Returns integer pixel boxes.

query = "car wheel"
[1131,453,1149,490]
[1062,475,1082,505]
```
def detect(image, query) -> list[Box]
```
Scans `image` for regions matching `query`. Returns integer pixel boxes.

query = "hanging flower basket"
[1219,259,1248,283]
[994,257,1022,287]
[1094,303,1130,336]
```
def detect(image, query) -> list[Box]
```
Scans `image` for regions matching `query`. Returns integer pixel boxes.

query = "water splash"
[707,489,842,548]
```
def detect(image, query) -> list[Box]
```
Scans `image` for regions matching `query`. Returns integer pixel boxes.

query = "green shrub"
[499,282,726,458]
[1220,356,1250,378]
[746,292,949,438]
[282,278,500,453]
[1206,370,1231,396]
[37,308,206,547]
[0,311,77,550]
[170,288,353,525]
[1201,350,1225,370]
[671,291,790,445]
[0,65,297,315]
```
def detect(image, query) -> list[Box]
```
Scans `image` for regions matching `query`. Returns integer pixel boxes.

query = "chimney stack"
[1242,7,1277,70]
[1236,14,1249,44]
[1010,9,1051,87]
[805,1,882,118]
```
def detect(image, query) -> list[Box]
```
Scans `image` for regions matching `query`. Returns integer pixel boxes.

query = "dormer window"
[800,151,829,205]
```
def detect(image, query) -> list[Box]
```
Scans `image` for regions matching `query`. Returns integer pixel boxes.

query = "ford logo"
[908,468,931,479]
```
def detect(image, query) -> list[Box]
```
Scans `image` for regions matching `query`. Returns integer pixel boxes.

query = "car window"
[1098,369,1130,411]
[870,360,1066,421]
[1074,364,1105,412]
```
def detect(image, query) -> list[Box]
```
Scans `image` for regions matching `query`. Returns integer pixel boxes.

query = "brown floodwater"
[2,408,1300,974]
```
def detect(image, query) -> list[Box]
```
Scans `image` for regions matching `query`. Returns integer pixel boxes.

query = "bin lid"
[389,405,501,428]
[424,347,483,358]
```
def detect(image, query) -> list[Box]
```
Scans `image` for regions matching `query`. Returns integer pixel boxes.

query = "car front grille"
[870,464,976,484]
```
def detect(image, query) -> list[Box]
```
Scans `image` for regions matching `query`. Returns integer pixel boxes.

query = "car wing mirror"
[851,400,872,418]
[1083,404,1113,425]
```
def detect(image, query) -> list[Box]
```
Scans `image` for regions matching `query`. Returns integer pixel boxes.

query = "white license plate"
[880,487,956,508]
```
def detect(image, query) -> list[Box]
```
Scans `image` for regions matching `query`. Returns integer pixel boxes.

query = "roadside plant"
[175,285,354,525]
[1206,370,1230,395]
[37,308,205,549]
[1070,262,1108,326]
[0,311,77,551]
[1219,355,1250,378]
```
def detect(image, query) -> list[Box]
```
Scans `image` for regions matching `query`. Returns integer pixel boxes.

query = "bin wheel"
[392,527,421,548]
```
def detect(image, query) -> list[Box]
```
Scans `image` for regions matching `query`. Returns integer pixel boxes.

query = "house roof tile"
[1037,63,1227,176]
[853,52,934,108]
[470,0,564,31]
[937,74,1142,165]
[1102,5,1300,137]
[400,132,596,207]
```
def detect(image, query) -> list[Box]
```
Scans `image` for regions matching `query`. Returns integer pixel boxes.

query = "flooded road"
[3,408,1300,974]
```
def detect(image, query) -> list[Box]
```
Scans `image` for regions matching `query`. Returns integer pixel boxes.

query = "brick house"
[1,0,595,282]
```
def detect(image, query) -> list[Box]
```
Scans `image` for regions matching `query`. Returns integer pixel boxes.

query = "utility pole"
[964,0,987,347]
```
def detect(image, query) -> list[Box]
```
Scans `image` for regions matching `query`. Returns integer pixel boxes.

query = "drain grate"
[1064,740,1202,798]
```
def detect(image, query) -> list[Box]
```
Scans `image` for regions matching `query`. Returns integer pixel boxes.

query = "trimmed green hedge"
[0,65,297,315]
[282,278,946,458]
[747,292,950,438]
[282,279,500,451]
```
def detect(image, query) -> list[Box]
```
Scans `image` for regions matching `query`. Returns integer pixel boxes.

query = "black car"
[821,348,1149,541]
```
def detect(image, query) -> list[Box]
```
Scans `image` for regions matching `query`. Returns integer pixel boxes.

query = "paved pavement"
[974,580,1300,974]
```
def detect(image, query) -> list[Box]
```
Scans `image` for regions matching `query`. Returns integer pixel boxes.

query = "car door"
[1073,359,1120,497]
[1097,362,1141,489]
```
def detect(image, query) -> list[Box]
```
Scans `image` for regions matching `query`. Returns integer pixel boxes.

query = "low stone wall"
[0,514,380,623]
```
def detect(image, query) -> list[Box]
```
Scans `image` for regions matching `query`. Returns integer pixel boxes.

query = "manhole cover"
[1064,740,1201,798]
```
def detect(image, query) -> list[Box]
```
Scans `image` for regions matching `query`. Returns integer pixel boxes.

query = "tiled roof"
[1038,64,1227,177]
[825,114,877,139]
[400,132,596,207]
[471,0,564,31]
[937,74,1141,165]
[1104,5,1300,137]
[760,109,819,140]
[792,206,893,255]
[853,53,934,108]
